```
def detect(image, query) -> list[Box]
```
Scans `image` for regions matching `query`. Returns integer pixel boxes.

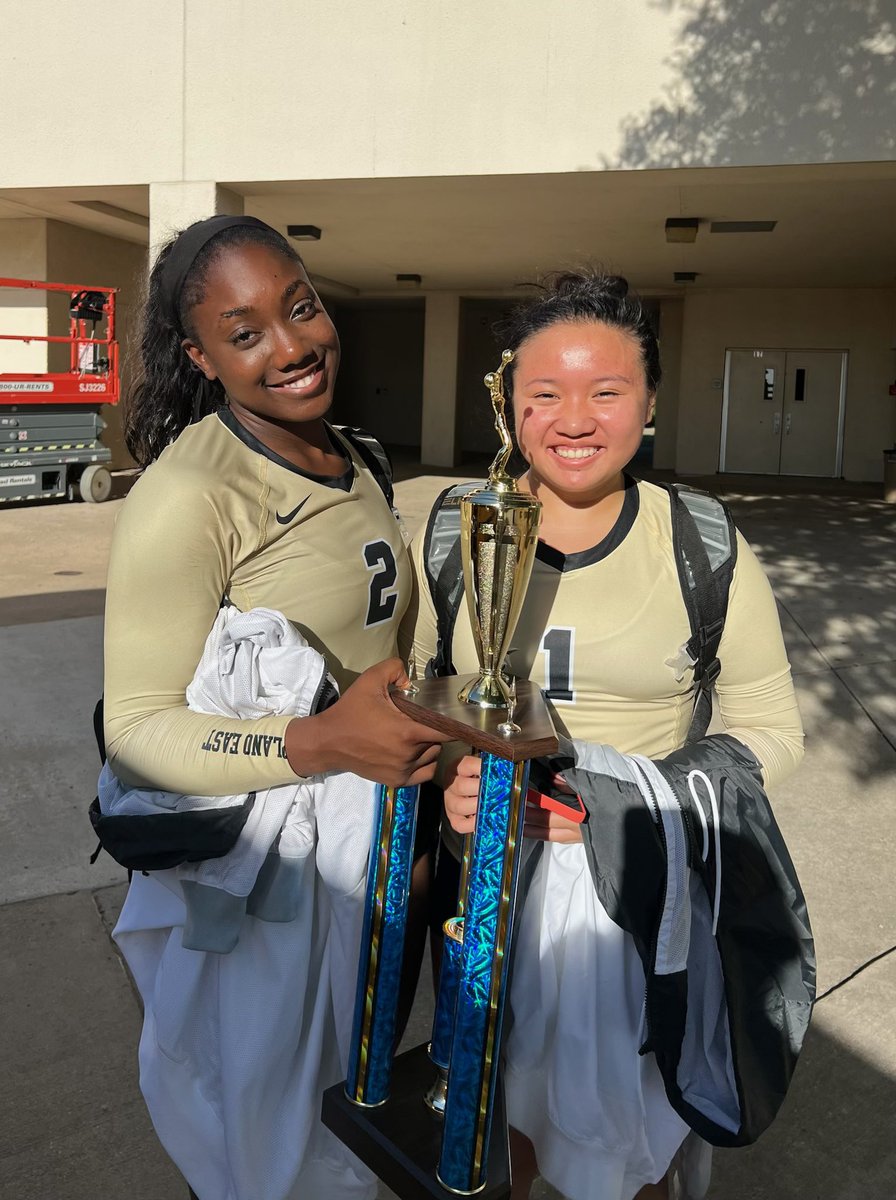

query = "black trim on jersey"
[536,476,640,572]
[217,408,354,491]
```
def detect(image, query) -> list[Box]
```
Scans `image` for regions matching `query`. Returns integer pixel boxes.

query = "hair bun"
[550,270,629,301]
[493,265,661,393]
[602,274,630,299]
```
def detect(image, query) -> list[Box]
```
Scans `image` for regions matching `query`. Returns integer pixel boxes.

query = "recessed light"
[665,218,700,243]
[674,272,699,282]
[710,221,777,233]
[287,225,322,241]
[396,273,422,285]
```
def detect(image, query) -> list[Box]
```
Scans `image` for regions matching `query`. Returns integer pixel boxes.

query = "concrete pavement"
[0,465,894,1199]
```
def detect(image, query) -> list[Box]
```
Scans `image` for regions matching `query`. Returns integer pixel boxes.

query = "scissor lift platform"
[0,277,120,503]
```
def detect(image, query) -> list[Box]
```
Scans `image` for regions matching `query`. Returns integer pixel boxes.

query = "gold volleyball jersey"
[409,479,803,788]
[104,410,410,794]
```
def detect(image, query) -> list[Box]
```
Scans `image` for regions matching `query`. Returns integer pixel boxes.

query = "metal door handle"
[785,414,792,434]
[773,412,781,434]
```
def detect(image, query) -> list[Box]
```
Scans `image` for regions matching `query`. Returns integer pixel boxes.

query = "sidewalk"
[0,467,894,1199]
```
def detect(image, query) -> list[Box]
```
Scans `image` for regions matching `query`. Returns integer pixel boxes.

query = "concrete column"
[148,182,244,262]
[653,298,684,471]
[421,293,461,467]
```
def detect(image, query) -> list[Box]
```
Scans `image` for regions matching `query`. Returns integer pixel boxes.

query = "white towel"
[180,606,327,896]
[98,606,331,900]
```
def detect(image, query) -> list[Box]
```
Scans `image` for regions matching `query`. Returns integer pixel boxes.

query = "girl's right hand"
[443,753,482,834]
[285,658,451,787]
[445,758,584,842]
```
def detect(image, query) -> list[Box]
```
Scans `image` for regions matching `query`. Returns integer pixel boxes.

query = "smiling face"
[182,241,340,432]
[512,319,656,503]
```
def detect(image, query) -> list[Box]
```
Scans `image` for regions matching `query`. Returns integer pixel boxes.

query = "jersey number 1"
[363,540,398,627]
[541,626,575,703]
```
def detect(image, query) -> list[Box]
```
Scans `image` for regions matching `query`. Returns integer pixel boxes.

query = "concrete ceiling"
[2,162,895,296]
[0,185,150,244]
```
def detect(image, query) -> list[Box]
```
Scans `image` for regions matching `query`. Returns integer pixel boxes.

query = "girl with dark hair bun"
[495,270,662,396]
[410,269,804,1200]
[102,215,448,1200]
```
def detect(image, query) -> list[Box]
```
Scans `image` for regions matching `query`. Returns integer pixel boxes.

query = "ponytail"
[124,240,225,467]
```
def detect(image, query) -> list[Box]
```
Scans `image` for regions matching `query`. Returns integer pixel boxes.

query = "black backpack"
[421,480,737,744]
[89,425,395,871]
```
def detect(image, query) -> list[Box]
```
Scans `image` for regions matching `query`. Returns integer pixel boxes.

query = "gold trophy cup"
[457,350,541,710]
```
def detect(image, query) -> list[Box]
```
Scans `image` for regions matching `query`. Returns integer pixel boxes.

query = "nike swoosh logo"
[275,495,311,525]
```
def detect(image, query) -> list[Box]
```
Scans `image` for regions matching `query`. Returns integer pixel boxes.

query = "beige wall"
[676,289,896,481]
[2,1,892,189]
[0,221,48,372]
[0,0,183,188]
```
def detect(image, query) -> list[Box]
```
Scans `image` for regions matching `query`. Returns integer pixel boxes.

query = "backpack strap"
[93,696,106,765]
[661,483,737,743]
[422,481,482,677]
[334,425,396,514]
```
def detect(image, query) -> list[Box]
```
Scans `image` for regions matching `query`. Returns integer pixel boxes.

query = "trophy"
[323,352,557,1199]
[457,351,541,709]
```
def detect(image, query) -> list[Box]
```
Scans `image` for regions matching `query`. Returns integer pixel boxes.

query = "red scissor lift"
[0,277,120,503]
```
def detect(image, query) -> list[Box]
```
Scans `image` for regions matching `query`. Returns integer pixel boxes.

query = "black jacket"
[553,732,815,1147]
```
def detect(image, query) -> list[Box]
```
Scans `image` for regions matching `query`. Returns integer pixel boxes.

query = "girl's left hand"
[523,799,584,844]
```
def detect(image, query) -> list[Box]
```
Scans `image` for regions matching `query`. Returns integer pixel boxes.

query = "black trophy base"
[322,1041,511,1199]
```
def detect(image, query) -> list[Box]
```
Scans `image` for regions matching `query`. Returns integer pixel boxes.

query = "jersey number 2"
[541,626,575,703]
[363,540,398,627]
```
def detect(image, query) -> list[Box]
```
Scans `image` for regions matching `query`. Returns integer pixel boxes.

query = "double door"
[720,349,846,476]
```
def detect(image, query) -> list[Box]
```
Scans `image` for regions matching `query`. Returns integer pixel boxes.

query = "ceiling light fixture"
[710,221,777,233]
[287,224,321,241]
[665,217,700,243]
[674,272,699,282]
[395,273,422,285]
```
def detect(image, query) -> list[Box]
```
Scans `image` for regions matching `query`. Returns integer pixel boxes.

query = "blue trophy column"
[345,784,420,1107]
[437,753,530,1194]
[429,916,463,1074]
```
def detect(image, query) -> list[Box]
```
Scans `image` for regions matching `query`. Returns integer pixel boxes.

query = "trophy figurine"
[323,353,557,1199]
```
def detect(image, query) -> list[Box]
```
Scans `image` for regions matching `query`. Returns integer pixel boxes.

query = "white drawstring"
[690,780,710,863]
[687,769,722,936]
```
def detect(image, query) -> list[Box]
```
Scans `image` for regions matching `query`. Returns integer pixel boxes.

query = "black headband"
[159,214,277,330]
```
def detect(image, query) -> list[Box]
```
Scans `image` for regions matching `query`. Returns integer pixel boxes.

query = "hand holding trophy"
[323,353,558,1199]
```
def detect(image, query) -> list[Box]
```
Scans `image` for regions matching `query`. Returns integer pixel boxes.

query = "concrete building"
[1,0,894,478]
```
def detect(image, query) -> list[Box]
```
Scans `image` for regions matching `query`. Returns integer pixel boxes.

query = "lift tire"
[79,464,113,504]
